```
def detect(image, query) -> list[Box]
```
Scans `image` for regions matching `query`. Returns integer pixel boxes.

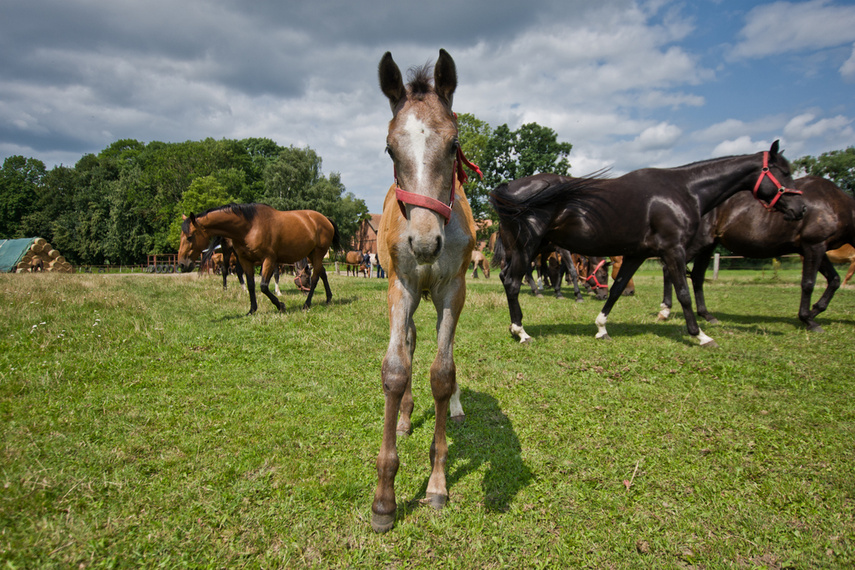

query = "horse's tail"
[491,231,505,269]
[328,218,342,252]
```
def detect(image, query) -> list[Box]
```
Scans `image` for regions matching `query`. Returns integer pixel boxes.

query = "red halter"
[752,151,802,211]
[585,259,608,290]
[395,146,482,225]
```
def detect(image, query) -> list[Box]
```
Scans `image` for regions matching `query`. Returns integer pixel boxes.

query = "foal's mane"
[407,63,435,99]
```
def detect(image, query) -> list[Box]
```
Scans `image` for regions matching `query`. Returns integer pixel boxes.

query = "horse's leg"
[502,255,534,343]
[372,280,419,533]
[844,260,855,286]
[659,266,673,321]
[239,259,259,315]
[423,274,466,510]
[594,256,645,340]
[273,265,282,297]
[303,251,333,309]
[564,254,584,302]
[258,260,284,312]
[661,251,716,346]
[318,264,334,304]
[801,249,840,332]
[689,246,718,324]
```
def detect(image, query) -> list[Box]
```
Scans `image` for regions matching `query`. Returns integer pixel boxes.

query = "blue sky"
[1,0,853,213]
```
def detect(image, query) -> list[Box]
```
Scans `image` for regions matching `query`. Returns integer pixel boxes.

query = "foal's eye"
[385,145,395,160]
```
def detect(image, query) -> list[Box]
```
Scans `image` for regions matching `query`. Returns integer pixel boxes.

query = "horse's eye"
[385,145,394,160]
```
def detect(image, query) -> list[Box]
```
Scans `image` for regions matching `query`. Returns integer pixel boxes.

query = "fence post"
[713,253,720,280]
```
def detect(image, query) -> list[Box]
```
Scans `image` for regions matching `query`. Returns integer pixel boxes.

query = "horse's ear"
[182,214,187,220]
[770,139,780,158]
[434,48,457,108]
[379,52,406,113]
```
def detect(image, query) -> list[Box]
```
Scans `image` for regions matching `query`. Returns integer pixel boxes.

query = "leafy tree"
[456,113,494,221]
[793,147,855,197]
[0,156,46,238]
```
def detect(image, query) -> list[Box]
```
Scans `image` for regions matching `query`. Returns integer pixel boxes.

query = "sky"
[1,0,854,214]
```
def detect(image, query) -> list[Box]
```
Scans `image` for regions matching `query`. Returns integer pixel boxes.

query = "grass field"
[1,267,854,568]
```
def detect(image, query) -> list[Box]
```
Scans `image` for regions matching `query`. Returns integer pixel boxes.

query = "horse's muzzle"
[178,261,196,273]
[782,204,807,222]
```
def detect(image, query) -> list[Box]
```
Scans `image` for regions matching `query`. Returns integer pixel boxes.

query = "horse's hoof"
[421,493,447,510]
[700,340,719,348]
[371,512,396,533]
[808,324,825,333]
[706,317,720,324]
[450,414,465,425]
[519,336,531,344]
[596,334,611,341]
[555,293,564,299]
[575,297,584,303]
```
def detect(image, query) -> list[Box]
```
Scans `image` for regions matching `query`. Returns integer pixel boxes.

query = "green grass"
[1,268,854,568]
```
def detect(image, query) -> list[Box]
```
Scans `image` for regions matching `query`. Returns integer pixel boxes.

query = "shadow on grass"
[210,295,361,322]
[403,388,533,516]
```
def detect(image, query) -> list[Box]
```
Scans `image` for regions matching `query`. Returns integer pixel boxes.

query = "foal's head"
[379,49,459,265]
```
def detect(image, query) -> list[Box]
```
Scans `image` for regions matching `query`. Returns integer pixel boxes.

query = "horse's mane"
[407,63,434,98]
[181,203,262,234]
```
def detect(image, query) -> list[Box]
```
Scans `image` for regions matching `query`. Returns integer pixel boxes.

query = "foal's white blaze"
[403,114,431,184]
[595,311,609,339]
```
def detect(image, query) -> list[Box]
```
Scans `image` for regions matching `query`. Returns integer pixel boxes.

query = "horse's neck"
[199,211,250,240]
[688,155,758,215]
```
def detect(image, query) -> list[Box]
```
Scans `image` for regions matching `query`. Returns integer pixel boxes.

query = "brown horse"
[371,49,478,533]
[471,249,489,278]
[345,250,369,277]
[180,204,340,314]
[660,176,855,331]
[826,244,855,286]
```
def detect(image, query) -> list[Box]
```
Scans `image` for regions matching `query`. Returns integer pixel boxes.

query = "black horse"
[490,141,806,346]
[660,176,855,332]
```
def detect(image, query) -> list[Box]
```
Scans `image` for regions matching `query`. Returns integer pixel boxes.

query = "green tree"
[456,113,493,221]
[0,156,46,238]
[793,147,855,197]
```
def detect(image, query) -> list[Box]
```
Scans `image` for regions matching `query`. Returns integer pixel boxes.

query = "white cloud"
[784,112,853,139]
[634,122,683,150]
[712,136,769,157]
[841,44,855,80]
[730,0,855,60]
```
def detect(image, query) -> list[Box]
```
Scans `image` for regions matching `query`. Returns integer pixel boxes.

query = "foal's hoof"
[371,512,396,533]
[807,324,825,333]
[596,333,611,341]
[450,413,465,425]
[421,493,447,510]
[700,340,720,349]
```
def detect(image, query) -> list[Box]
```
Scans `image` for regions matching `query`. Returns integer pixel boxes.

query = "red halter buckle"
[752,151,802,211]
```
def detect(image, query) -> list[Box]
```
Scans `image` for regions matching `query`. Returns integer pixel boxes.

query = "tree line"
[1,121,853,266]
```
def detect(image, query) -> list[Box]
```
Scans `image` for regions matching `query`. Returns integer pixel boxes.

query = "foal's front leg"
[372,280,418,533]
[424,275,466,509]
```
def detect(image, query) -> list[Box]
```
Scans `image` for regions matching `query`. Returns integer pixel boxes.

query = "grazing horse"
[371,49,478,533]
[177,223,248,291]
[180,204,340,314]
[660,176,855,331]
[345,250,369,277]
[471,249,490,278]
[490,142,806,345]
[826,244,855,287]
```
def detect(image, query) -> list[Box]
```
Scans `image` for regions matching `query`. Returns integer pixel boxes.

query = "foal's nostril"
[433,236,442,257]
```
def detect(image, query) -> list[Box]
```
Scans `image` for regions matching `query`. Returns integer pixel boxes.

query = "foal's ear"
[379,52,406,113]
[434,48,457,108]
[770,139,780,158]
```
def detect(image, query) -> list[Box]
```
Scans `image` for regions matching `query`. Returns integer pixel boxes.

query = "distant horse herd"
[173,50,854,533]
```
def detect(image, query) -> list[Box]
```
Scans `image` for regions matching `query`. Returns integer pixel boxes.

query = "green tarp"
[0,238,37,272]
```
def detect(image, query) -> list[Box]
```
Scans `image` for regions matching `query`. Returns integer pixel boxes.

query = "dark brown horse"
[490,142,806,346]
[660,176,855,331]
[371,49,478,533]
[179,204,340,314]
[177,224,247,291]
